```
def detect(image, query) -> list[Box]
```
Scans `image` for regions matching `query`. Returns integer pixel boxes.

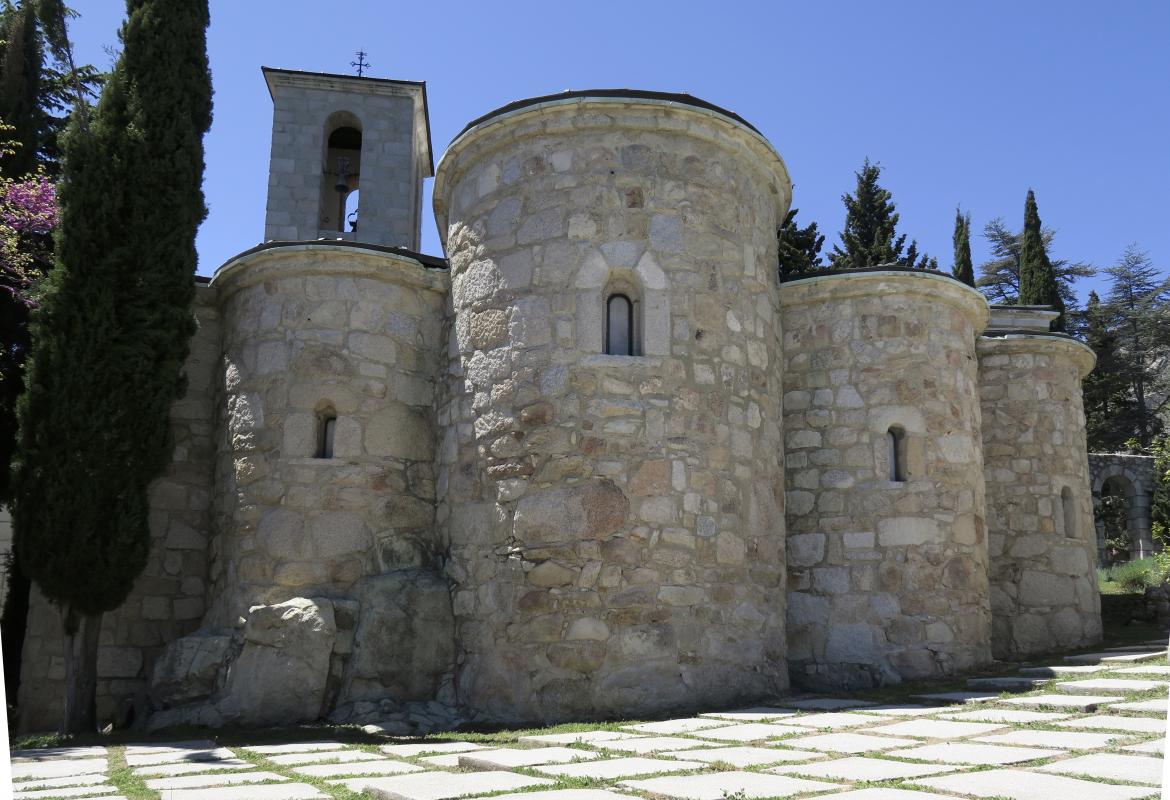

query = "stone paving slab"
[1116,665,1170,676]
[778,732,918,753]
[698,706,794,721]
[244,741,349,754]
[967,676,1047,691]
[937,708,1070,724]
[884,741,1063,764]
[1019,664,1110,676]
[481,793,639,800]
[814,791,959,800]
[782,697,877,711]
[12,759,108,781]
[659,746,823,766]
[11,773,109,791]
[1111,697,1169,713]
[622,717,726,734]
[595,736,710,754]
[417,753,463,767]
[974,729,1126,749]
[1054,714,1166,733]
[1056,678,1168,693]
[13,784,119,799]
[864,719,1006,739]
[459,747,600,770]
[125,746,237,766]
[144,771,286,790]
[767,755,962,781]
[1124,738,1164,754]
[521,731,644,745]
[1034,752,1164,785]
[911,691,999,704]
[918,768,1156,800]
[775,712,893,729]
[1000,693,1115,711]
[379,742,483,757]
[687,722,811,742]
[533,756,707,779]
[151,784,329,800]
[11,746,108,760]
[131,758,253,777]
[853,704,942,716]
[267,749,384,766]
[292,759,424,777]
[332,770,553,799]
[1064,650,1166,665]
[124,740,217,754]
[618,771,841,800]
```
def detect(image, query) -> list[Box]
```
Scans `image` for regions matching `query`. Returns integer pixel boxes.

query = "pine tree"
[1103,245,1170,449]
[951,207,974,287]
[1017,189,1065,330]
[11,0,210,733]
[1082,291,1136,451]
[830,159,932,269]
[777,207,824,278]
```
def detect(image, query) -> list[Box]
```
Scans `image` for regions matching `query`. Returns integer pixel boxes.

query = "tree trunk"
[61,607,101,734]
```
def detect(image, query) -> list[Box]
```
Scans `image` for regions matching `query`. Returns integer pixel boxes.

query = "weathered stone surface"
[919,768,1154,800]
[769,756,960,781]
[619,771,840,800]
[885,742,1063,764]
[533,757,706,780]
[218,597,336,726]
[340,570,454,704]
[333,770,552,800]
[149,632,232,708]
[661,746,820,766]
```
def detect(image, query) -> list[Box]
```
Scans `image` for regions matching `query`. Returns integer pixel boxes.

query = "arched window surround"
[319,111,363,235]
[887,425,908,482]
[603,273,643,357]
[316,406,337,459]
[1060,485,1077,539]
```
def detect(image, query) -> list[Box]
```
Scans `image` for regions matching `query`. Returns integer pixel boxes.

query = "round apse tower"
[433,91,792,723]
[780,269,992,689]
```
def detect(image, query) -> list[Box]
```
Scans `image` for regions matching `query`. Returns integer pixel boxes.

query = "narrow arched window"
[606,293,634,356]
[888,426,907,482]
[317,412,337,459]
[1061,486,1077,538]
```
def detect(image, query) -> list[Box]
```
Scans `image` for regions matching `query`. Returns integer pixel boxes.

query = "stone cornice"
[977,332,1096,377]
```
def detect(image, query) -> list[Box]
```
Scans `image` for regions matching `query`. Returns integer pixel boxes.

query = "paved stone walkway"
[9,642,1168,799]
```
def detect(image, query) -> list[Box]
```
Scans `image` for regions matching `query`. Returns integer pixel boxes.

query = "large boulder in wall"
[149,631,233,708]
[218,596,337,726]
[340,570,454,704]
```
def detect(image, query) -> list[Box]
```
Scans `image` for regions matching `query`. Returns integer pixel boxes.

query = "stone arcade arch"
[1089,453,1156,562]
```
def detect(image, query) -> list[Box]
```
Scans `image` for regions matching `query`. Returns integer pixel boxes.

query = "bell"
[334,156,350,193]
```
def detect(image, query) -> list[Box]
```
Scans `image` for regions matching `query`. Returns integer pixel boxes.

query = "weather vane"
[351,50,370,77]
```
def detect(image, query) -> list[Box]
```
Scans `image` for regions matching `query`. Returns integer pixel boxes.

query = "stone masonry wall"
[780,271,992,690]
[980,334,1101,659]
[204,245,447,628]
[433,98,792,723]
[17,286,221,731]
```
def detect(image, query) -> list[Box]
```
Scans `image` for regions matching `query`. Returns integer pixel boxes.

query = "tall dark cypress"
[0,2,45,178]
[11,0,210,733]
[951,207,974,287]
[1017,189,1064,329]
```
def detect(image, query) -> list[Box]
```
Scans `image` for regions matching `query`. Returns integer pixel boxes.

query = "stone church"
[15,68,1102,732]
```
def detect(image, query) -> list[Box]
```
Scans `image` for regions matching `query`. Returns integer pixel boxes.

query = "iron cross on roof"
[351,50,370,77]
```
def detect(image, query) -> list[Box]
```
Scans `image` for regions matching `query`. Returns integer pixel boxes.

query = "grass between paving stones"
[234,748,369,800]
[101,745,157,800]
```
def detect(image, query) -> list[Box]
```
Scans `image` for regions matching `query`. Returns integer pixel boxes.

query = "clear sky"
[68,1,1169,300]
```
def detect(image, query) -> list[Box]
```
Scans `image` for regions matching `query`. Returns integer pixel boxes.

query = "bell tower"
[261,67,433,251]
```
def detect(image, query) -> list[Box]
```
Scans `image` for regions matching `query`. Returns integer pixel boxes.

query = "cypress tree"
[0,1,45,178]
[951,207,974,287]
[830,159,932,269]
[777,207,824,278]
[1017,189,1064,329]
[11,0,210,733]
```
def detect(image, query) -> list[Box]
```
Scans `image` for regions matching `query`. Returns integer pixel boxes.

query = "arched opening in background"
[319,115,362,234]
[1098,475,1133,564]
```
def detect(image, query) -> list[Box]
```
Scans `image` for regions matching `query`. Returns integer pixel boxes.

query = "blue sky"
[69,1,1168,300]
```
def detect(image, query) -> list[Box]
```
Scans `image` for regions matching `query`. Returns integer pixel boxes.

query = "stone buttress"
[780,269,992,689]
[432,92,792,723]
[979,306,1101,659]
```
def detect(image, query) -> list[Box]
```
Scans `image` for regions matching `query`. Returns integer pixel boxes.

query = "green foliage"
[1099,557,1161,595]
[951,207,974,287]
[12,0,211,619]
[777,207,824,278]
[975,217,1094,309]
[1083,291,1138,451]
[1152,434,1170,547]
[829,159,934,270]
[1018,189,1065,330]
